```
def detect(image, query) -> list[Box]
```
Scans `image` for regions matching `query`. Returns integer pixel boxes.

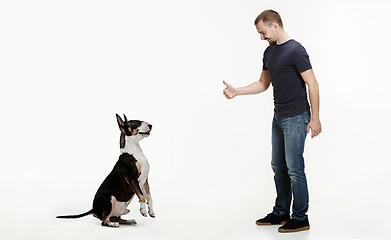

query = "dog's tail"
[56,209,94,219]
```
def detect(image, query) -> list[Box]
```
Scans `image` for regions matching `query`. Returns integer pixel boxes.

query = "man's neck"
[276,30,291,44]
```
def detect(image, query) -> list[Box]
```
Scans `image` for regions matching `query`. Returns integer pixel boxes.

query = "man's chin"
[268,40,277,46]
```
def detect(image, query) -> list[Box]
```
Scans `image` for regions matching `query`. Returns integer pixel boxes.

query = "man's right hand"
[223,81,237,99]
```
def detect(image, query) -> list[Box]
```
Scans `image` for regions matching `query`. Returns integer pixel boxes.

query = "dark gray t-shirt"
[263,39,312,118]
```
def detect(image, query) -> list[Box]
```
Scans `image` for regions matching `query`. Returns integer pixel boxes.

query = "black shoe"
[278,218,310,233]
[256,213,291,226]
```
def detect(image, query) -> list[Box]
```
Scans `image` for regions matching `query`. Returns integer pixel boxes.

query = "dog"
[56,114,155,227]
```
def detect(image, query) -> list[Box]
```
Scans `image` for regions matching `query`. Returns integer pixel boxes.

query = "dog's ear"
[116,114,125,129]
[123,114,128,122]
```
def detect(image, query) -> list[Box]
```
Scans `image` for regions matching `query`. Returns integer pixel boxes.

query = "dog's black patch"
[125,120,142,131]
[56,152,143,222]
[120,132,125,149]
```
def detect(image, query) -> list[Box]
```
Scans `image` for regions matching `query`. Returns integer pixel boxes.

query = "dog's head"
[116,114,152,147]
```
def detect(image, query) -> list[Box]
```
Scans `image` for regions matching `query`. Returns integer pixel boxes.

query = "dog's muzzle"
[139,124,152,135]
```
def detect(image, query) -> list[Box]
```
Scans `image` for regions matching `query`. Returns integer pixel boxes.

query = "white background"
[1,0,390,239]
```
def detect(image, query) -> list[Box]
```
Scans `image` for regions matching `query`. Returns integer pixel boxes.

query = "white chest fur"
[121,136,150,182]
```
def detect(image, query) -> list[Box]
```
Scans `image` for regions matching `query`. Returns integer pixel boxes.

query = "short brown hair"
[254,9,283,28]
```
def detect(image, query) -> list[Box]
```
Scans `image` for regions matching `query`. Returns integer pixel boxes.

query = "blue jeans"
[271,111,310,220]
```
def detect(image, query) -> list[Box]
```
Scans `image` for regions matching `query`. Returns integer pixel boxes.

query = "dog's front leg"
[144,180,155,218]
[129,179,147,217]
[138,172,149,217]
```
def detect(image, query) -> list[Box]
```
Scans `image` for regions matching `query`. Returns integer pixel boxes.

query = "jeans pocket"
[303,111,311,125]
[304,117,310,126]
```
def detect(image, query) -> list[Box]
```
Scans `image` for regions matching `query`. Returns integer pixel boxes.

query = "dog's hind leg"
[129,180,147,217]
[144,179,155,218]
[110,216,137,225]
[100,196,119,228]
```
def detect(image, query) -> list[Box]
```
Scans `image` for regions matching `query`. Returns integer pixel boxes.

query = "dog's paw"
[140,208,148,217]
[148,210,155,218]
[109,222,120,228]
[140,210,148,217]
[118,219,137,225]
[127,219,137,225]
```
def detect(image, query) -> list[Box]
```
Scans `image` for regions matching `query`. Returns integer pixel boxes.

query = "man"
[223,10,321,233]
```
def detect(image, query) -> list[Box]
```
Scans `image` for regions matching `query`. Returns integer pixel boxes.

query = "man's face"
[255,20,277,46]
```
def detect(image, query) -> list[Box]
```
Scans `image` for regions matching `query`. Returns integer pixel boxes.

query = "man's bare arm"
[223,70,271,99]
[301,69,322,138]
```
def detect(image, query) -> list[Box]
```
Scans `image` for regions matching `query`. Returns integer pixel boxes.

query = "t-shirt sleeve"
[263,58,268,70]
[293,45,312,73]
[262,47,269,70]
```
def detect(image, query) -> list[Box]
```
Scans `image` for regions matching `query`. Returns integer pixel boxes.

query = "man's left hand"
[307,118,322,138]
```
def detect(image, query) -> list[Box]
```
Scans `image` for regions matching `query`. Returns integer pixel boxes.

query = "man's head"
[254,10,283,46]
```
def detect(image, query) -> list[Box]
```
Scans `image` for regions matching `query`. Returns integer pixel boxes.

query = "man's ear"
[272,22,279,30]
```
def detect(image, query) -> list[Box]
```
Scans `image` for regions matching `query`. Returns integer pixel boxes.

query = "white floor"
[1,186,388,240]
[1,129,389,240]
